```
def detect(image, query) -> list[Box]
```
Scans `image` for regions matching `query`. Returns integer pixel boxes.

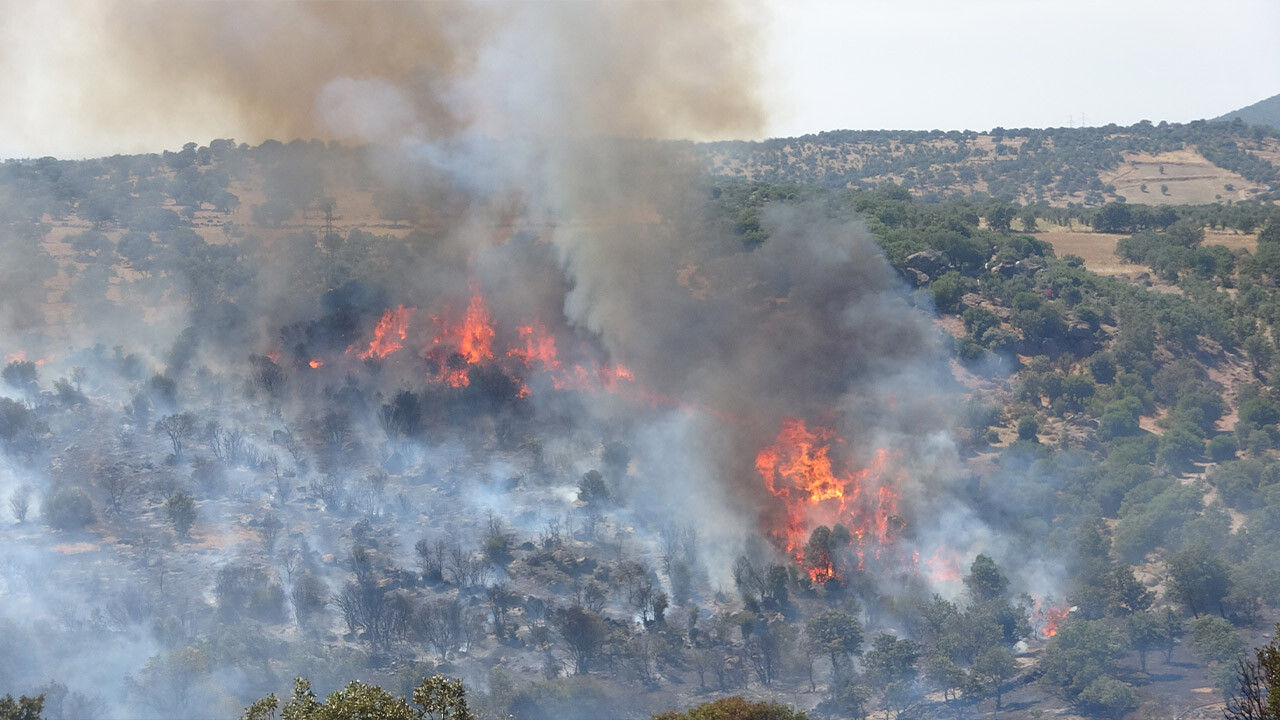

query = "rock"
[904,249,949,279]
[1066,322,1095,341]
[903,267,930,286]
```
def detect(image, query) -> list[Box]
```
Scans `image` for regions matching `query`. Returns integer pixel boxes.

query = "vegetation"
[1,129,1279,719]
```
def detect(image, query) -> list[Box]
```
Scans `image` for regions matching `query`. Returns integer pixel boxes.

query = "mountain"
[1214,92,1280,129]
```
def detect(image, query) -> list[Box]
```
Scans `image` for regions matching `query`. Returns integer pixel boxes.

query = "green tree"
[242,675,474,720]
[1189,615,1246,665]
[972,645,1017,709]
[1075,676,1140,719]
[1168,544,1233,617]
[1127,611,1165,672]
[986,202,1016,232]
[931,272,966,313]
[2,361,38,394]
[0,694,45,720]
[805,609,863,673]
[42,488,95,531]
[165,491,197,538]
[965,554,1010,603]
[1016,416,1039,442]
[653,696,809,720]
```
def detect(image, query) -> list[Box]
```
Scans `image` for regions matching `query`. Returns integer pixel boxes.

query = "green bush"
[1017,416,1039,442]
[1207,435,1239,463]
[43,488,96,531]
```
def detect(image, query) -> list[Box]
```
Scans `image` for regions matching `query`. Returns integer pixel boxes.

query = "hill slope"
[1215,92,1280,129]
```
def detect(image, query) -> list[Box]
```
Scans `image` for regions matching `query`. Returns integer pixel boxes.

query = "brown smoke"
[1,1,767,155]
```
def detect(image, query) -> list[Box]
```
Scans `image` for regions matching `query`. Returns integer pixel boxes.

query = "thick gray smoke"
[0,2,1039,718]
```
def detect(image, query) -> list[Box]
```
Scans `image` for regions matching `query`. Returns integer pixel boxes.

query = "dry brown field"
[1101,148,1261,205]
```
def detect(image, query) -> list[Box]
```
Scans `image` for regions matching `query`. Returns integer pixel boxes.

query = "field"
[1038,222,1260,277]
[1101,149,1259,205]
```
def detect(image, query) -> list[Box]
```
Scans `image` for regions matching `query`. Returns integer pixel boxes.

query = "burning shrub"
[42,488,96,531]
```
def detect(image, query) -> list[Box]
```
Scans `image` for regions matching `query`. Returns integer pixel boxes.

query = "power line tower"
[319,196,339,248]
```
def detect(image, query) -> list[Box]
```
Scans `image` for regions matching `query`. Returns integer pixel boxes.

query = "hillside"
[2,138,1280,720]
[703,120,1280,207]
[1215,92,1280,130]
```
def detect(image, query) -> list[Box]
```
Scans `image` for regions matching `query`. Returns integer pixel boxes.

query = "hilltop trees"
[240,675,473,720]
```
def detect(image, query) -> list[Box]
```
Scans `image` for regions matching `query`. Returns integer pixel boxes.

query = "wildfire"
[354,305,415,361]
[458,290,495,364]
[273,283,646,399]
[1042,605,1071,638]
[755,418,900,583]
[922,546,964,585]
[508,321,561,371]
[3,351,46,366]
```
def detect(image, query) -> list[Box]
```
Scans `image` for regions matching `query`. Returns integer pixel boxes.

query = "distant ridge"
[1214,92,1280,129]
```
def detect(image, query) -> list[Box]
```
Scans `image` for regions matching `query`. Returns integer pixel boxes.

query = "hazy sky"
[0,0,1277,159]
[764,0,1280,136]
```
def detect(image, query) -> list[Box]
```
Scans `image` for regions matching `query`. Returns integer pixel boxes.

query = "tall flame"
[353,305,415,360]
[508,321,561,372]
[1043,605,1070,638]
[457,290,495,365]
[755,418,900,582]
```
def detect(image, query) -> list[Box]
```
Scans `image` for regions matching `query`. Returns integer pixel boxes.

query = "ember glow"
[3,350,45,366]
[755,418,901,582]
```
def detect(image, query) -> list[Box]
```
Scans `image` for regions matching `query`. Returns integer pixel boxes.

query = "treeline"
[704,118,1280,206]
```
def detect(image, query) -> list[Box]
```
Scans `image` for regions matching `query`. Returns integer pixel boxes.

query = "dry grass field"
[1037,222,1259,277]
[1101,148,1260,205]
[1036,225,1140,275]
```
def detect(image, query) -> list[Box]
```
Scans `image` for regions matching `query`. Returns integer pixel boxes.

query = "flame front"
[509,321,561,372]
[1043,605,1070,638]
[354,305,415,361]
[755,418,901,583]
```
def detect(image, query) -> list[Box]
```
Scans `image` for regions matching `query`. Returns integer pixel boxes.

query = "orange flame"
[354,305,415,361]
[266,351,282,363]
[508,322,561,372]
[457,290,495,365]
[424,290,495,388]
[308,359,324,369]
[1043,605,1070,638]
[922,546,963,584]
[755,418,900,583]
